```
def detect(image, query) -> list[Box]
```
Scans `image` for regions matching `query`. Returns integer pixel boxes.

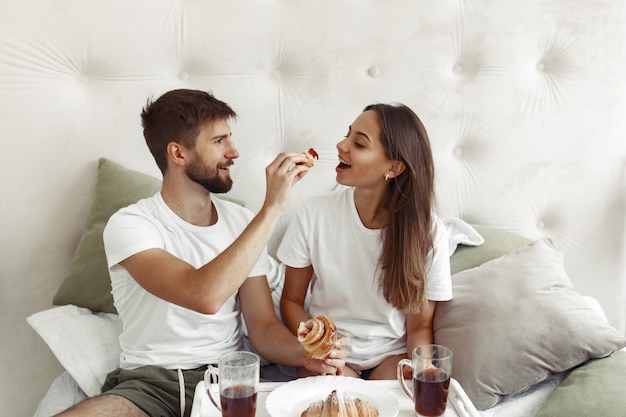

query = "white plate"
[265,375,399,417]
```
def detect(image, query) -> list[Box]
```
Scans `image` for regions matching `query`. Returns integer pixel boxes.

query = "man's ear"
[166,142,186,167]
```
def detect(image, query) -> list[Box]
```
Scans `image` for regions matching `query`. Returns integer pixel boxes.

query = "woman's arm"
[279,265,314,334]
[402,300,437,378]
[406,300,437,353]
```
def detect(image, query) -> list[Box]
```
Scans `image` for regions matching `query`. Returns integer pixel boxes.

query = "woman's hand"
[303,336,350,376]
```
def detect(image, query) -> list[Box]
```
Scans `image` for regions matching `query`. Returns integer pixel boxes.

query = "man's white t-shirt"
[277,187,452,370]
[103,192,270,370]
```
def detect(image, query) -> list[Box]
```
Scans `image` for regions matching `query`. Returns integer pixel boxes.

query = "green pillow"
[450,224,533,274]
[53,159,162,313]
[536,350,626,417]
[53,158,245,313]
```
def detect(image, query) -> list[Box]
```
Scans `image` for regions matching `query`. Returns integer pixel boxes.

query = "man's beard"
[186,156,233,194]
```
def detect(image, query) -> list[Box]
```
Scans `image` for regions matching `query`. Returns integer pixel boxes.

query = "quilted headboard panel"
[1,1,625,415]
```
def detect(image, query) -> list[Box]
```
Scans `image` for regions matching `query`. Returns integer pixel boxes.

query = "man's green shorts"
[102,365,210,417]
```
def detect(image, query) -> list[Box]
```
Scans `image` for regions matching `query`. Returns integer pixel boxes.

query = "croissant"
[301,390,379,417]
[297,315,337,360]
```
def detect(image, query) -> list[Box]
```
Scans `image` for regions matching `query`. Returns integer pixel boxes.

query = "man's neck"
[160,179,216,227]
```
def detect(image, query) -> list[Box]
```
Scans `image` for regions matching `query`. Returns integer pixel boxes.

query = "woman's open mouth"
[337,158,351,169]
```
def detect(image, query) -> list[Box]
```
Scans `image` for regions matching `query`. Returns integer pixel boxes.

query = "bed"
[1,1,625,416]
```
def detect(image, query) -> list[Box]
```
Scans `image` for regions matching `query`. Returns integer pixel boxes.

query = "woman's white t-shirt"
[103,192,270,370]
[277,187,452,370]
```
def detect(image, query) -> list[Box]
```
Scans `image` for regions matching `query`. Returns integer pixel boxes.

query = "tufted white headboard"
[1,1,625,415]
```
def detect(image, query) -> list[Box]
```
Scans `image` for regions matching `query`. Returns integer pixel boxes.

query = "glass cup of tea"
[397,344,453,417]
[205,351,260,417]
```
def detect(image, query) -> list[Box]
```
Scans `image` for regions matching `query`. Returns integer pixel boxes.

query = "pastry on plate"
[301,389,379,417]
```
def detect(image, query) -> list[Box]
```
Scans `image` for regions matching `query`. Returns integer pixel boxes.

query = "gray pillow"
[535,350,626,417]
[434,239,626,410]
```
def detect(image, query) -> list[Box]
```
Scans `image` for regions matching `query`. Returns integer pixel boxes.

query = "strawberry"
[304,148,319,167]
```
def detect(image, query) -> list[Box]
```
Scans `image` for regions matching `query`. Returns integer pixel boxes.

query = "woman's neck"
[353,187,390,229]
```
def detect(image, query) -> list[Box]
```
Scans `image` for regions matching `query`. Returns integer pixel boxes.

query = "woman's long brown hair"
[364,103,435,313]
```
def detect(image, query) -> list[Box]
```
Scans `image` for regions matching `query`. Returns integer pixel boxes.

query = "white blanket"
[442,218,484,253]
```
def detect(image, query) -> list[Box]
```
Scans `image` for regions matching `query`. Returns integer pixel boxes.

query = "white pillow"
[27,305,121,397]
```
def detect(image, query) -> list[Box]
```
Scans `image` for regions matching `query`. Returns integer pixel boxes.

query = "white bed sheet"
[33,372,87,417]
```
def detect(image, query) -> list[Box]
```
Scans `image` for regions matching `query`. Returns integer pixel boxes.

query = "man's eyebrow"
[211,132,232,140]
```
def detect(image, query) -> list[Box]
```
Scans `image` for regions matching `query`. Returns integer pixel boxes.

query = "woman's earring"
[385,173,389,181]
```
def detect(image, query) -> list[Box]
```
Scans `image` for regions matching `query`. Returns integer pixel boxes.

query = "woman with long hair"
[278,103,452,379]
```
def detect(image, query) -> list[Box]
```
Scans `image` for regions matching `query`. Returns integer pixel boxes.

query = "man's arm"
[239,276,346,375]
[119,152,309,314]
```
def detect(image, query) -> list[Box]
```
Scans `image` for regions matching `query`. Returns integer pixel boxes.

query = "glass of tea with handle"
[397,344,453,417]
[205,351,260,417]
